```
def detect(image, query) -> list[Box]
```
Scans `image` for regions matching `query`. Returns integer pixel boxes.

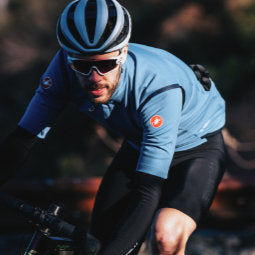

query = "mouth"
[87,86,106,96]
[90,88,105,96]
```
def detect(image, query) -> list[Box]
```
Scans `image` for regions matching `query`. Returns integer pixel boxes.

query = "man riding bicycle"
[0,0,226,254]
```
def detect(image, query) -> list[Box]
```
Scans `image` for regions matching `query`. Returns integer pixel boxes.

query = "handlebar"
[0,191,101,254]
[0,191,87,242]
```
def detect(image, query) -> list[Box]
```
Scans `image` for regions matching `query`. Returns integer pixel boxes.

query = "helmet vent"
[85,0,97,44]
[104,7,130,51]
[57,19,77,51]
[96,0,117,49]
[66,3,86,52]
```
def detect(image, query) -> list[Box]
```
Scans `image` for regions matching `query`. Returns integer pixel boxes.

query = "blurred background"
[0,0,255,254]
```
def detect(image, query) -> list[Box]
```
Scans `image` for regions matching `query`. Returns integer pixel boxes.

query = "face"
[71,45,128,104]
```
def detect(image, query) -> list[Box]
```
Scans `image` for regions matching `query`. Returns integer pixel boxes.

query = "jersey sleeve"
[136,86,183,179]
[18,50,71,138]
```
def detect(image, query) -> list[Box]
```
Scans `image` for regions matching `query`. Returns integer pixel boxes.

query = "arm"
[99,87,183,254]
[0,50,71,185]
[99,172,164,255]
[0,126,39,185]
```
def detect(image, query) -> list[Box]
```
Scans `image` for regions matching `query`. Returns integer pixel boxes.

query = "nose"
[88,68,103,83]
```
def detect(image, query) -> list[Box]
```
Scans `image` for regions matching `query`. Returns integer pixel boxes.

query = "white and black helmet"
[56,0,132,54]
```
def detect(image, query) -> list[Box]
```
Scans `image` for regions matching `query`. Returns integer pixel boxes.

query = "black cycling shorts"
[90,131,226,245]
[160,131,226,222]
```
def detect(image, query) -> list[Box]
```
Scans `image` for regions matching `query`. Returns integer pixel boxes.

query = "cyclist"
[0,0,226,254]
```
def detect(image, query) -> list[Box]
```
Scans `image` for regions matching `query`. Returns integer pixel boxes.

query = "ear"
[123,44,129,53]
[121,44,129,63]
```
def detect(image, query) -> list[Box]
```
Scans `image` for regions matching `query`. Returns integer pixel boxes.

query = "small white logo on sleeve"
[42,77,52,89]
[199,120,211,133]
[37,127,51,139]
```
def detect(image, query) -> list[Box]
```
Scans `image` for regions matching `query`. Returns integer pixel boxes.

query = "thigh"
[90,141,139,244]
[161,132,226,223]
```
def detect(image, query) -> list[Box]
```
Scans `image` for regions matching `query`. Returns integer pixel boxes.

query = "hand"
[189,64,211,91]
[83,233,101,255]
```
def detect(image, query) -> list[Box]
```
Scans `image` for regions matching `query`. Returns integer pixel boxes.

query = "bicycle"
[0,191,100,255]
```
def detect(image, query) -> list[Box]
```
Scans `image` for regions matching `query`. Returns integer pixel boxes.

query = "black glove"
[0,127,39,185]
[189,64,211,91]
[84,233,101,255]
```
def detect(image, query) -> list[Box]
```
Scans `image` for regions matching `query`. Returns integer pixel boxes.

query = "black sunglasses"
[67,49,125,76]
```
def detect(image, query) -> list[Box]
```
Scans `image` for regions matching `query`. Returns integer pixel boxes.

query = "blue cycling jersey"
[19,43,225,179]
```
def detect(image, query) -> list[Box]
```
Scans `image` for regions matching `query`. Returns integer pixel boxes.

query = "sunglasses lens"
[96,60,118,73]
[71,59,118,75]
[72,61,93,74]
